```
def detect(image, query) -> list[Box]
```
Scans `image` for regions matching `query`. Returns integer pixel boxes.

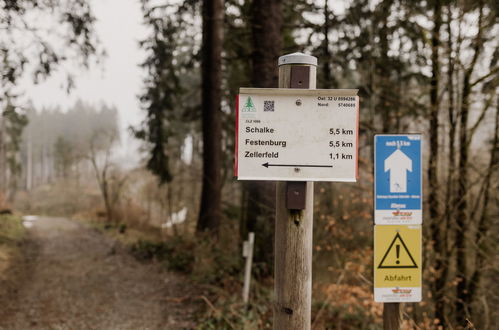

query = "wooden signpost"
[274,54,316,330]
[235,53,360,329]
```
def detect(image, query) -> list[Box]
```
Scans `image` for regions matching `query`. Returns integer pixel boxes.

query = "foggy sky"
[21,0,149,165]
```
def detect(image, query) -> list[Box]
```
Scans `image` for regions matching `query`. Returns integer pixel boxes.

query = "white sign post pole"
[242,232,255,305]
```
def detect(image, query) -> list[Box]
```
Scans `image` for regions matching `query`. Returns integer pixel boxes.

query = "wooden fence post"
[274,52,317,330]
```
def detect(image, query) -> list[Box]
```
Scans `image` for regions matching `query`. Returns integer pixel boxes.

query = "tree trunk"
[428,0,445,325]
[444,2,456,269]
[27,129,33,191]
[197,0,224,233]
[0,115,6,197]
[455,58,472,327]
[241,0,282,272]
[436,5,455,327]
[467,100,498,325]
[251,0,281,89]
[321,1,335,89]
[376,0,395,133]
[103,186,113,223]
[455,3,483,324]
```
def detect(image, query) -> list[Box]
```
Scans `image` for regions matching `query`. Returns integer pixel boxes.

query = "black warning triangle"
[378,232,418,269]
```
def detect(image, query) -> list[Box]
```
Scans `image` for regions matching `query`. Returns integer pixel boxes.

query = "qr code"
[264,100,275,112]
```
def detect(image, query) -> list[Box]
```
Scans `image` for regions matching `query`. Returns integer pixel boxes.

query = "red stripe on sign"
[234,94,239,178]
[355,96,360,180]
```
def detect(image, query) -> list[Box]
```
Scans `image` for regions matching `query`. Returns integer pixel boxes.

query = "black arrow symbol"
[262,162,333,168]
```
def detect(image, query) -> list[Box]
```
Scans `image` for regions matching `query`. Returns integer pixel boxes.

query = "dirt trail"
[0,217,197,330]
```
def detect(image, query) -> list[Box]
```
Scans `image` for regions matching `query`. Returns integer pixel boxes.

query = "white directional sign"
[375,135,422,225]
[235,88,359,181]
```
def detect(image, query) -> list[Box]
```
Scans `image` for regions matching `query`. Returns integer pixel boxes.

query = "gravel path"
[0,217,197,330]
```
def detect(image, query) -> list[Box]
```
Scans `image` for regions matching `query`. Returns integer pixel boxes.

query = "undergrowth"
[194,282,273,329]
[0,214,25,284]
[0,215,24,246]
[126,226,276,328]
[130,237,195,273]
[98,216,386,329]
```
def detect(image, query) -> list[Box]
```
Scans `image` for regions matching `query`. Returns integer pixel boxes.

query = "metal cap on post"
[278,53,318,90]
[278,52,318,67]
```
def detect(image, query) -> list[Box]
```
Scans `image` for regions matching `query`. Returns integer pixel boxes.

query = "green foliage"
[130,240,170,260]
[129,233,242,284]
[311,300,380,329]
[2,102,27,181]
[191,239,241,285]
[130,237,195,274]
[118,223,127,234]
[0,0,100,95]
[0,214,24,244]
[133,1,200,184]
[281,0,316,52]
[194,280,273,329]
[53,137,74,179]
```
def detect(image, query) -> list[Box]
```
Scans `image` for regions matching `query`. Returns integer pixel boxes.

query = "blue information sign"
[374,134,422,224]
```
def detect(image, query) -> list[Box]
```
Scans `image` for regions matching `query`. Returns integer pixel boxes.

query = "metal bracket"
[290,66,310,89]
[286,181,307,210]
[286,66,309,210]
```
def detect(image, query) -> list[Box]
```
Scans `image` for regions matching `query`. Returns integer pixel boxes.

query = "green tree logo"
[242,97,256,112]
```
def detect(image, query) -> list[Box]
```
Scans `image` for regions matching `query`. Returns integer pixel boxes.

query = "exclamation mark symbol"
[396,245,400,264]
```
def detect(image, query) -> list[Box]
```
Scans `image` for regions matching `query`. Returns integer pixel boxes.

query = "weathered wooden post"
[274,53,317,330]
[383,303,402,330]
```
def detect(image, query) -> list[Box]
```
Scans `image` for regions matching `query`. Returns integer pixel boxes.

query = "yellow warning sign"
[378,232,418,269]
[374,225,421,302]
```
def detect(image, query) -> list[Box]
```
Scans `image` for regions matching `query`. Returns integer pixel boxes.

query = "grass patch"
[0,215,24,243]
[130,237,195,273]
[82,218,195,273]
[79,217,162,246]
[0,215,25,281]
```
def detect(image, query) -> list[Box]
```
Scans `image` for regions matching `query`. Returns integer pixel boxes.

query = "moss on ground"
[0,214,25,281]
[0,215,24,241]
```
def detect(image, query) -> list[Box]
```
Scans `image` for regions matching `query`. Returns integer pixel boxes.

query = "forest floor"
[0,216,199,330]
